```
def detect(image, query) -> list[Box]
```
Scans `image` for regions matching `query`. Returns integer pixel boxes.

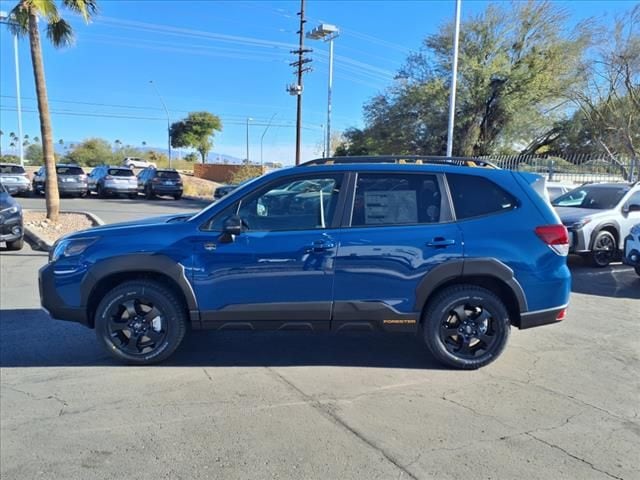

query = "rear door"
[332,171,463,331]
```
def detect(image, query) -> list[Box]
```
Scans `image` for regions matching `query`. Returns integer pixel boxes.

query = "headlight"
[0,205,20,215]
[50,237,98,262]
[572,218,592,230]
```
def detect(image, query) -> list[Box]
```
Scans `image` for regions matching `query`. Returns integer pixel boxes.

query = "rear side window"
[351,173,445,226]
[57,166,84,175]
[447,173,517,220]
[108,168,134,177]
[0,165,25,174]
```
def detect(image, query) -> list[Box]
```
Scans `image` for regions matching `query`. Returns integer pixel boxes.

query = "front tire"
[590,230,617,267]
[97,184,106,199]
[145,184,155,200]
[422,285,510,369]
[94,280,187,365]
[5,237,24,251]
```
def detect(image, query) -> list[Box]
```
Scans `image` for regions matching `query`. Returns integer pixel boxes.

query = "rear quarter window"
[447,173,518,220]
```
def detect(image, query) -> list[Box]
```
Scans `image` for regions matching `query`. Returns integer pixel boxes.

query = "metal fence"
[480,154,639,185]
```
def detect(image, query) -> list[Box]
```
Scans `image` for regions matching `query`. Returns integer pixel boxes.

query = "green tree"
[66,138,114,167]
[337,1,590,157]
[7,0,97,222]
[25,143,43,165]
[170,111,222,163]
[183,152,199,163]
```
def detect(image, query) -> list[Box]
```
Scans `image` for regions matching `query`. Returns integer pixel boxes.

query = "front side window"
[350,173,444,227]
[447,173,518,219]
[205,175,342,232]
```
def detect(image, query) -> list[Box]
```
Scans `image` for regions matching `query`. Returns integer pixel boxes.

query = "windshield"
[57,166,85,175]
[552,186,629,210]
[157,170,180,179]
[108,168,134,177]
[0,165,26,174]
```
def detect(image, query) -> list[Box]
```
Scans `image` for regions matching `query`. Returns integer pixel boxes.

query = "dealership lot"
[1,198,639,480]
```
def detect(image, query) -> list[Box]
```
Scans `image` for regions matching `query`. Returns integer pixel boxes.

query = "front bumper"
[567,227,589,253]
[0,214,23,242]
[39,263,90,326]
[623,234,640,267]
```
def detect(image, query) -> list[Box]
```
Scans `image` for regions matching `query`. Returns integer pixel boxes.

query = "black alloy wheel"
[423,285,510,369]
[591,231,617,268]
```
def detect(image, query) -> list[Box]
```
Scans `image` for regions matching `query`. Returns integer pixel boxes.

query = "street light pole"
[149,80,171,167]
[1,11,24,167]
[307,23,339,158]
[446,0,461,157]
[246,117,253,164]
[260,113,277,167]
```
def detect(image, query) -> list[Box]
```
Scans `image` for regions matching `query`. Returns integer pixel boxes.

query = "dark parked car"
[0,163,31,196]
[88,166,138,199]
[214,183,239,200]
[40,156,571,369]
[137,167,183,200]
[32,164,88,197]
[0,182,24,250]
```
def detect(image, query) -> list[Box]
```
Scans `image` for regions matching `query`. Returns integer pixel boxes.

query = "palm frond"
[30,0,60,22]
[62,0,99,23]
[46,17,75,48]
[6,5,29,37]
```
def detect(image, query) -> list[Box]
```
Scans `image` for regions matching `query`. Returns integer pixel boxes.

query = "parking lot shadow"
[0,308,445,370]
[568,255,640,299]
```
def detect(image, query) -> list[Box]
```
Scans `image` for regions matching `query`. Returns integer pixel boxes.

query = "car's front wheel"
[422,285,510,369]
[590,230,617,267]
[94,280,187,365]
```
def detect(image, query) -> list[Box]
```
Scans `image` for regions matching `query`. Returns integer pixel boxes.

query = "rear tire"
[97,184,106,199]
[94,280,187,365]
[422,285,510,369]
[128,193,138,199]
[590,230,617,268]
[145,184,155,200]
[5,237,24,251]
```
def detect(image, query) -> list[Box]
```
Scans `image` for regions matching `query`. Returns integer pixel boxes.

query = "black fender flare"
[414,258,528,313]
[81,253,198,314]
[589,221,621,250]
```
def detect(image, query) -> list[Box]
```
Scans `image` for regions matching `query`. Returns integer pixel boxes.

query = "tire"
[128,193,138,200]
[80,191,88,198]
[590,230,617,268]
[635,266,640,277]
[173,193,182,200]
[94,280,187,365]
[422,285,510,370]
[5,237,24,251]
[97,183,106,199]
[145,184,155,200]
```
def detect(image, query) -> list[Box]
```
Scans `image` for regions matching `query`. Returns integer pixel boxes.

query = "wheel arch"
[589,221,621,250]
[415,259,527,328]
[83,254,199,328]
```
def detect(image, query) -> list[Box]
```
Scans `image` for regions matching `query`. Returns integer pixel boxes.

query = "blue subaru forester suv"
[39,156,571,369]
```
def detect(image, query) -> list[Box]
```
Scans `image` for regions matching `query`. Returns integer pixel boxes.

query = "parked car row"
[1,164,184,201]
[0,182,24,250]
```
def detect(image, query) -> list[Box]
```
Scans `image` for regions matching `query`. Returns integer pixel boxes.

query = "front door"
[192,173,345,331]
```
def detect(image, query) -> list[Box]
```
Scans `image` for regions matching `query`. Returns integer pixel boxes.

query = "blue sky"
[0,0,635,165]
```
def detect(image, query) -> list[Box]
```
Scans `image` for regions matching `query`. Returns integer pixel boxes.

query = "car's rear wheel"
[95,280,187,365]
[145,184,155,200]
[422,285,510,369]
[5,237,24,251]
[590,230,617,267]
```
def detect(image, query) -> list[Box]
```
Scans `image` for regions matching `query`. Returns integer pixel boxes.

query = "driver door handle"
[427,237,456,248]
[305,240,336,253]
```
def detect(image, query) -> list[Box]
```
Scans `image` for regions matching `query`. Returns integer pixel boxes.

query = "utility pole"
[246,117,252,164]
[288,0,312,165]
[446,0,461,157]
[149,80,172,167]
[260,113,277,167]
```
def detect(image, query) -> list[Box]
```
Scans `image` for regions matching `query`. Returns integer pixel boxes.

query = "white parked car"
[122,157,156,169]
[623,223,640,276]
[546,182,575,201]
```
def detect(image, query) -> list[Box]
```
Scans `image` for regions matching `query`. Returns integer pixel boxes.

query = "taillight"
[105,175,113,180]
[535,225,569,256]
[152,178,162,183]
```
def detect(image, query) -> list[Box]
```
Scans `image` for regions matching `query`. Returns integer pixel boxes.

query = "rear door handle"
[427,237,456,248]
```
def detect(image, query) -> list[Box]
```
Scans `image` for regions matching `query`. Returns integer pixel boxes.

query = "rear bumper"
[1,183,31,194]
[103,183,138,194]
[519,304,568,329]
[151,185,183,195]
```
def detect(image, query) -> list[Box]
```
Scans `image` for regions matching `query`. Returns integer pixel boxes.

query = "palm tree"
[114,139,122,150]
[7,0,98,222]
[142,141,147,147]
[58,138,64,146]
[0,130,3,157]
[34,136,40,143]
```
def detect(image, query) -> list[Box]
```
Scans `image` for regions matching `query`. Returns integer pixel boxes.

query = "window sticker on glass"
[364,190,418,224]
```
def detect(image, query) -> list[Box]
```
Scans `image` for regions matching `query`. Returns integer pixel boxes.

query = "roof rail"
[299,155,499,169]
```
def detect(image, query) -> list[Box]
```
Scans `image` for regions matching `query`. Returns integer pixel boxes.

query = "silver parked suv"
[552,182,640,267]
[88,166,139,199]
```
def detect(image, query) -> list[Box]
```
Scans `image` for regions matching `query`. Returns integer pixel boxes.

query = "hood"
[89,213,193,232]
[554,207,605,226]
[0,192,18,210]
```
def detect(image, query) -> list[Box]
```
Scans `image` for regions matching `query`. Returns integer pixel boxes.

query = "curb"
[23,210,105,252]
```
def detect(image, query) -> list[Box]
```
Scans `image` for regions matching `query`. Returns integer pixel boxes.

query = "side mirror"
[222,215,243,236]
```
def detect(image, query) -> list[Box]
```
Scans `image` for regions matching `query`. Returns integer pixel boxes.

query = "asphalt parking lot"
[1,198,639,480]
